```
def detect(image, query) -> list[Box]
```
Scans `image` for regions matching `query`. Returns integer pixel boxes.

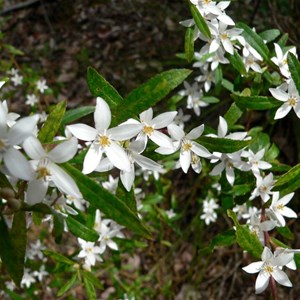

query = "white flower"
[21,268,36,289]
[23,136,82,205]
[0,114,38,180]
[26,240,46,260]
[267,192,297,227]
[200,198,219,225]
[127,107,177,151]
[67,97,141,174]
[11,73,23,86]
[77,238,103,267]
[0,100,20,127]
[156,123,211,173]
[173,108,191,129]
[271,43,297,78]
[250,173,275,202]
[269,79,300,119]
[33,265,48,281]
[242,246,293,294]
[36,79,49,93]
[102,175,119,194]
[25,94,39,106]
[241,149,272,176]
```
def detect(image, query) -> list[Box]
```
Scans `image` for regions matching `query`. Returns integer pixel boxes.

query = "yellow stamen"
[98,135,111,147]
[289,97,297,107]
[143,125,154,136]
[183,142,192,152]
[37,167,51,179]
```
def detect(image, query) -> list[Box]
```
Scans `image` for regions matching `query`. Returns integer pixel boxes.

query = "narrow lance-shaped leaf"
[38,101,66,143]
[43,249,75,265]
[228,50,246,75]
[190,3,211,39]
[227,210,263,258]
[83,275,97,300]
[61,106,95,128]
[224,102,243,127]
[185,26,195,63]
[259,29,280,43]
[57,273,78,297]
[66,215,99,242]
[62,163,151,238]
[111,69,192,126]
[87,67,123,108]
[287,52,300,96]
[236,22,270,62]
[197,136,252,153]
[0,214,22,285]
[232,94,281,110]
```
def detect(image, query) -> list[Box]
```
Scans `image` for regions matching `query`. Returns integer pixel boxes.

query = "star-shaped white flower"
[23,136,82,205]
[267,192,297,227]
[77,238,103,267]
[250,173,275,203]
[156,123,211,173]
[269,80,300,119]
[67,97,141,174]
[243,246,293,294]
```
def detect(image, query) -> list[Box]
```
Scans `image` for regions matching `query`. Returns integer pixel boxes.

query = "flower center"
[221,32,228,40]
[263,264,274,275]
[288,97,297,107]
[191,154,199,164]
[98,135,111,147]
[276,203,284,211]
[182,142,192,152]
[259,185,268,193]
[143,125,154,136]
[37,166,51,180]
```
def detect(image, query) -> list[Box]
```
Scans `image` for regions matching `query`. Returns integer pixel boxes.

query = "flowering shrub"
[0,1,300,299]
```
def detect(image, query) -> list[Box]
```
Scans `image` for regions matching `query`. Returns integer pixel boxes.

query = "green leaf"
[228,50,247,75]
[185,26,195,63]
[287,52,300,95]
[0,214,22,285]
[87,67,123,108]
[38,101,66,143]
[111,69,191,126]
[83,275,97,300]
[52,211,65,243]
[276,226,294,240]
[202,96,219,103]
[66,215,99,242]
[227,209,263,258]
[82,270,103,289]
[63,163,151,238]
[224,102,243,127]
[200,229,236,254]
[57,273,78,297]
[116,184,137,214]
[190,4,211,39]
[273,163,300,195]
[259,29,281,43]
[197,136,251,153]
[222,78,234,92]
[10,211,27,285]
[43,250,75,265]
[61,106,95,127]
[236,22,270,62]
[232,94,281,110]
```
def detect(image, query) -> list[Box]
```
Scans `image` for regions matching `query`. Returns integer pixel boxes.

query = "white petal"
[217,116,227,137]
[186,124,204,140]
[8,115,39,145]
[191,142,211,158]
[4,148,34,180]
[133,153,162,171]
[262,247,273,261]
[180,150,191,173]
[210,162,225,176]
[105,141,131,172]
[95,157,114,172]
[278,193,294,206]
[108,124,142,140]
[48,137,78,163]
[222,39,234,55]
[274,43,283,60]
[272,269,292,287]
[218,14,235,26]
[26,179,48,205]
[50,163,82,198]
[269,88,289,102]
[150,130,174,149]
[225,165,235,186]
[139,108,153,122]
[255,272,270,294]
[280,207,297,219]
[167,124,185,140]
[67,124,97,141]
[274,103,292,119]
[242,261,264,274]
[83,143,103,174]
[120,167,135,192]
[94,97,111,131]
[150,111,177,129]
[23,136,46,159]
[209,39,220,53]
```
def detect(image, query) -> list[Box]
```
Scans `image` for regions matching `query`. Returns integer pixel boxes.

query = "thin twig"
[0,0,41,16]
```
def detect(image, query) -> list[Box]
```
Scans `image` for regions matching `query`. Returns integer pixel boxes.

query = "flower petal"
[274,102,292,119]
[120,167,135,192]
[83,143,103,174]
[272,269,292,287]
[242,261,264,274]
[150,111,177,129]
[167,124,185,140]
[94,97,111,131]
[23,136,46,159]
[133,153,162,171]
[180,150,191,173]
[108,124,142,140]
[191,142,211,158]
[48,137,78,163]
[50,163,82,198]
[187,124,204,140]
[255,271,270,294]
[269,88,289,102]
[4,148,34,180]
[139,108,153,123]
[105,141,131,172]
[26,179,48,205]
[150,130,174,149]
[67,124,97,141]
